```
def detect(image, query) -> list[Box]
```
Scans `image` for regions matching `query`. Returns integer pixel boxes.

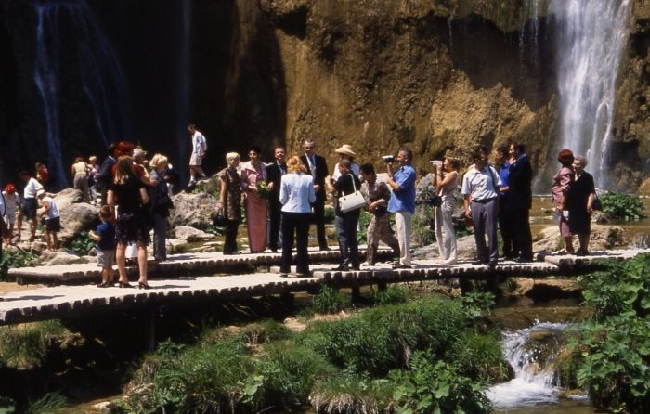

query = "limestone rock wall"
[1,0,649,192]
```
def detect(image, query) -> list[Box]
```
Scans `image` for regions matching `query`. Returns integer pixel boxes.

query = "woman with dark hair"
[217,152,242,255]
[107,156,150,289]
[240,146,268,253]
[568,156,595,255]
[278,156,316,277]
[328,159,362,271]
[551,149,575,254]
[433,157,461,265]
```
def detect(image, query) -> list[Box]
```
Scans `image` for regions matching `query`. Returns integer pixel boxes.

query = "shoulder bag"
[591,192,603,211]
[338,174,366,213]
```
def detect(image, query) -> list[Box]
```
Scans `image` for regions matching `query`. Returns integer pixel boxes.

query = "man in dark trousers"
[266,146,287,252]
[300,137,330,251]
[508,142,534,262]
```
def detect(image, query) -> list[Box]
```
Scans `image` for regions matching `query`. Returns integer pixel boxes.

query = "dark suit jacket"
[265,161,286,207]
[508,154,533,210]
[300,154,329,204]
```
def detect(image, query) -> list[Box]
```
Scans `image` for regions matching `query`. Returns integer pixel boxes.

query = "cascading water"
[33,1,128,189]
[487,322,587,409]
[550,0,631,189]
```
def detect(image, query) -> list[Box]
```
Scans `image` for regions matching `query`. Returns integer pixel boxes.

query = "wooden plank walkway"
[0,248,647,326]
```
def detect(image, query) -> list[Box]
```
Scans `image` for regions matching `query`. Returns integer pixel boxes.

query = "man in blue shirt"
[496,145,515,259]
[386,148,416,269]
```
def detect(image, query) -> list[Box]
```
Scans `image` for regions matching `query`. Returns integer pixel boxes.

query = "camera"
[430,160,443,167]
[382,155,395,163]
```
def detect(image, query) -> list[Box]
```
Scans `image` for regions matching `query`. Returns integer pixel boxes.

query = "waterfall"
[487,322,586,409]
[550,0,631,189]
[33,1,128,189]
[176,0,191,185]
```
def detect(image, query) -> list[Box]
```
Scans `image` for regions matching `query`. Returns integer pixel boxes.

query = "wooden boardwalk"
[0,248,647,326]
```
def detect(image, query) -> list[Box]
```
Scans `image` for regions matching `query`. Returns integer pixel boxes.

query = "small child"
[37,189,59,252]
[89,205,116,288]
[2,183,18,247]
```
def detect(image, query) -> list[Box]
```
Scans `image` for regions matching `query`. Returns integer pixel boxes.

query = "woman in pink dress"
[551,149,575,254]
[240,146,268,253]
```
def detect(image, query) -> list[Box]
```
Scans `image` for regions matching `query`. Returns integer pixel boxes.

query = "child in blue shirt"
[89,205,115,288]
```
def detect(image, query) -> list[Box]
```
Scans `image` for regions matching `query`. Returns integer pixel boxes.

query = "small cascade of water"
[487,322,586,409]
[519,0,542,74]
[550,0,631,189]
[176,0,191,183]
[33,1,128,189]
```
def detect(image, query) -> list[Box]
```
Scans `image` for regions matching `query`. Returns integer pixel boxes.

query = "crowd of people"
[0,127,599,281]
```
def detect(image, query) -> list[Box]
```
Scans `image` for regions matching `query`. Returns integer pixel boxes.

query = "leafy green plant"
[600,192,645,221]
[389,352,492,414]
[569,254,650,413]
[311,284,348,314]
[65,232,95,255]
[372,285,410,305]
[25,393,67,414]
[460,291,496,320]
[0,250,38,280]
[0,320,67,369]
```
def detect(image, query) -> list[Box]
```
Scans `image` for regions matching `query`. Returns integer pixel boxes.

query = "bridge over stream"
[1,247,646,329]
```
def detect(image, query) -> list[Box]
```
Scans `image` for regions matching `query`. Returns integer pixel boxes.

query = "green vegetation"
[600,192,646,221]
[65,232,95,255]
[569,254,650,413]
[0,250,38,280]
[113,293,507,413]
[0,320,68,369]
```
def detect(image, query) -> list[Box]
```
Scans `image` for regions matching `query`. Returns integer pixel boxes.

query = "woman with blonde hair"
[107,156,150,289]
[279,156,316,277]
[433,157,461,265]
[149,154,172,261]
[217,152,242,255]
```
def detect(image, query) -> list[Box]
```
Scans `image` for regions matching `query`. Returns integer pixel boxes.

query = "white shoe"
[444,258,458,265]
[360,261,373,267]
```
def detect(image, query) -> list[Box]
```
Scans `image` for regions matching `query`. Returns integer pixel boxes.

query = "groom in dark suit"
[266,146,287,252]
[300,137,330,251]
[508,142,533,262]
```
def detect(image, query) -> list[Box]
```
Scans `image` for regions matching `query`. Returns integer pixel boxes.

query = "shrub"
[600,192,645,220]
[65,232,95,255]
[448,332,512,383]
[570,254,650,413]
[246,342,337,411]
[311,284,348,315]
[371,285,410,305]
[0,320,67,369]
[310,369,392,414]
[0,250,38,280]
[389,352,492,414]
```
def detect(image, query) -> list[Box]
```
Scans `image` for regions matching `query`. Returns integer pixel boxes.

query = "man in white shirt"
[18,170,44,241]
[461,146,501,268]
[188,123,207,187]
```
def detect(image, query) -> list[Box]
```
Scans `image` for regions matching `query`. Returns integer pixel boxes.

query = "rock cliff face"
[1,0,649,192]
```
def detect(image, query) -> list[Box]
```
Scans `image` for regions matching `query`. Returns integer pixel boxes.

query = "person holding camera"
[360,163,399,266]
[432,157,461,265]
[386,148,417,269]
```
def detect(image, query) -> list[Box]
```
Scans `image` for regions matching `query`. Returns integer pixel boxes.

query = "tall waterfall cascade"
[33,2,127,189]
[551,0,631,188]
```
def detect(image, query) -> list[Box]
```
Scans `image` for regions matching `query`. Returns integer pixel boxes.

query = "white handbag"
[338,174,366,213]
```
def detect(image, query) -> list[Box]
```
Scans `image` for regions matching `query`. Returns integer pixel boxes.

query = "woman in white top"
[279,156,316,277]
[433,157,461,265]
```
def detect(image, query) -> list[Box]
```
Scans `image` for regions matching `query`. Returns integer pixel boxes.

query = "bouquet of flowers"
[256,180,269,199]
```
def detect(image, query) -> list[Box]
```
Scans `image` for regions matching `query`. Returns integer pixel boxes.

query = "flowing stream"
[487,322,590,411]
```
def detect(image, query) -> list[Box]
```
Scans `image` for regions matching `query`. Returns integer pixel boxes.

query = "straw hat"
[334,144,356,158]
